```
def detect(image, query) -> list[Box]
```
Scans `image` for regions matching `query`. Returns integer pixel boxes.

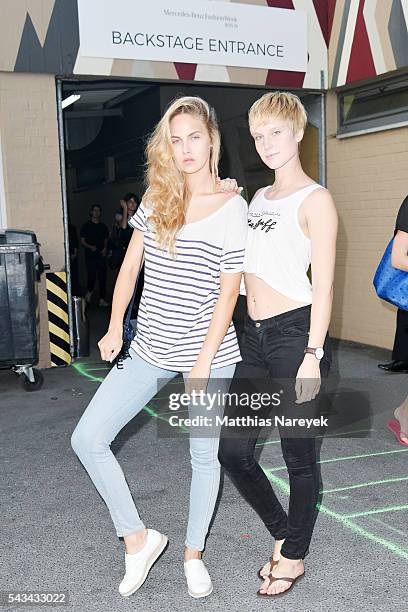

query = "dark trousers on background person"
[218,304,331,560]
[85,253,107,300]
[70,255,82,297]
[392,308,408,362]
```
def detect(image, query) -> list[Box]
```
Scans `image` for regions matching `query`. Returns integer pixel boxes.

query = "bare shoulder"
[303,186,337,217]
[218,191,245,203]
[211,191,247,209]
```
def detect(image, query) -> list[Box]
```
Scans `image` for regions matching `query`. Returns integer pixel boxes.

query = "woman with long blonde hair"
[71,96,247,599]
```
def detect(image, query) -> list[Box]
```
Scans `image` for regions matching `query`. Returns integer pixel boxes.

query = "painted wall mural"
[0,1,407,89]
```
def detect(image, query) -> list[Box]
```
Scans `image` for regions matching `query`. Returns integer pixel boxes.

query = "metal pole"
[56,79,75,359]
[319,83,327,188]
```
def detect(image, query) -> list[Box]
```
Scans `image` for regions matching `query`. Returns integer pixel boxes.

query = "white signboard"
[77,0,307,72]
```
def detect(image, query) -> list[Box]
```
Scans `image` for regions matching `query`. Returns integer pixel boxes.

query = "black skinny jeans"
[218,304,331,560]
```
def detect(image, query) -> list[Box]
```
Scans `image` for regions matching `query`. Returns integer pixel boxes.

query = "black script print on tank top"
[248,210,281,234]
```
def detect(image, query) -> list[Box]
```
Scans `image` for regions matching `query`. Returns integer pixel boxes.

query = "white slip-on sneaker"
[184,558,213,599]
[118,529,168,597]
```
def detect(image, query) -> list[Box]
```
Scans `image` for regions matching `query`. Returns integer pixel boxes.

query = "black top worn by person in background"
[390,194,408,366]
[68,223,79,255]
[395,195,408,234]
[120,225,133,251]
[80,220,109,256]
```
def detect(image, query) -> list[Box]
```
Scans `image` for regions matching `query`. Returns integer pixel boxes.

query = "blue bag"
[373,238,408,311]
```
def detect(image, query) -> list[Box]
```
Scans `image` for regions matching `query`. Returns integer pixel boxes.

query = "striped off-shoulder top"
[128,194,248,371]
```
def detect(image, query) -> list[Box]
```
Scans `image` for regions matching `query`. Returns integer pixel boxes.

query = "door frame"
[56,79,75,357]
[55,76,327,359]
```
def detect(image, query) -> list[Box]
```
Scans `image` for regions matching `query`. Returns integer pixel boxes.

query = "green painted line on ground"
[72,362,104,383]
[255,438,281,446]
[322,476,408,494]
[343,505,408,519]
[265,448,408,472]
[255,428,374,447]
[370,518,408,538]
[72,364,188,433]
[157,409,190,415]
[263,469,408,562]
[142,404,189,433]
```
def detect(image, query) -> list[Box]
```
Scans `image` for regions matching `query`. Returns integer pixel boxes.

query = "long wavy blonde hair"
[144,96,221,255]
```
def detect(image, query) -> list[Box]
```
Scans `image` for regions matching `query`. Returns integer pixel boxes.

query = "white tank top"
[242,183,325,304]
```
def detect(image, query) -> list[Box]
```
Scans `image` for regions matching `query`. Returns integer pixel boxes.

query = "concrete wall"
[326,90,408,349]
[0,72,65,368]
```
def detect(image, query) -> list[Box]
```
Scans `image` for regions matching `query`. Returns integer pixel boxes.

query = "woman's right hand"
[98,326,123,362]
[216,176,243,194]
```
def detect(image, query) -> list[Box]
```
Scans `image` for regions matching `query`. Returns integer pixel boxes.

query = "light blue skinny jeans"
[71,347,235,550]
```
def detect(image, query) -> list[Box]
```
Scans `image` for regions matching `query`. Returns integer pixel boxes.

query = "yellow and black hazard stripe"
[46,272,71,367]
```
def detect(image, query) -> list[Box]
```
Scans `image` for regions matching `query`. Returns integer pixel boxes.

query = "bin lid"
[0,229,39,252]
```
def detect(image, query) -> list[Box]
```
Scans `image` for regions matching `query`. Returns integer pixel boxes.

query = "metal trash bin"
[72,295,89,358]
[0,229,49,390]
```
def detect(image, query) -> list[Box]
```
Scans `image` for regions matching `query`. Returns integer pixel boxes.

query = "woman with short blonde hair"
[219,90,338,598]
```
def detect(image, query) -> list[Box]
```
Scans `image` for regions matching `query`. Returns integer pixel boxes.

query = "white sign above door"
[77,0,307,72]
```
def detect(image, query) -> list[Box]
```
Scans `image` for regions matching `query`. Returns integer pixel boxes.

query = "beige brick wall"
[326,90,408,349]
[0,72,65,368]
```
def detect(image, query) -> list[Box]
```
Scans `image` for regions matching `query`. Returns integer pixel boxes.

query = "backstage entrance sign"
[77,0,307,72]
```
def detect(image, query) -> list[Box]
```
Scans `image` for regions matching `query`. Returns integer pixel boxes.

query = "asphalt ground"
[1,306,407,612]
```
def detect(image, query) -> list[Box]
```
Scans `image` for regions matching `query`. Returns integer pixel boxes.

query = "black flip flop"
[257,572,305,597]
[257,557,278,580]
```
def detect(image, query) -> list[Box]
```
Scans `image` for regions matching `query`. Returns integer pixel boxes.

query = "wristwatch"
[304,346,324,360]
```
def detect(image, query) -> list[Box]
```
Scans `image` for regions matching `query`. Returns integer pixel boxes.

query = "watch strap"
[304,346,324,360]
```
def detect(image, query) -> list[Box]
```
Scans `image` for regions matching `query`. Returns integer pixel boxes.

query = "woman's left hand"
[295,355,321,403]
[216,176,243,194]
[185,361,211,396]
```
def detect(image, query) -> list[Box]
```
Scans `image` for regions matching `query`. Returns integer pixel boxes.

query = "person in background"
[119,193,139,253]
[80,204,110,307]
[107,211,126,275]
[377,194,408,444]
[378,195,408,373]
[119,193,144,316]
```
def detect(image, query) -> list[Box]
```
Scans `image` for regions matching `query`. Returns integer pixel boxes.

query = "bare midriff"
[245,273,309,320]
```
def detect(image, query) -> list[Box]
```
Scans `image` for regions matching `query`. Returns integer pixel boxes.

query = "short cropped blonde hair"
[248,91,307,134]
